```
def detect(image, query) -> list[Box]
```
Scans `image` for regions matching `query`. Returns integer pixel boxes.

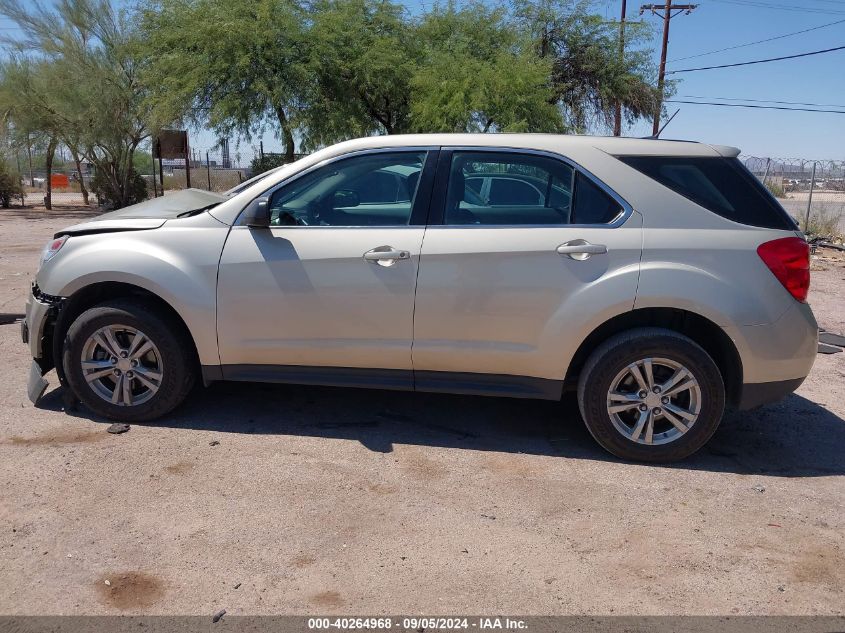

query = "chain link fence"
[143,147,310,199]
[15,172,93,208]
[4,144,294,209]
[741,156,845,239]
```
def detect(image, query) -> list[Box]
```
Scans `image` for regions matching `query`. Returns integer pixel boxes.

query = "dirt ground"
[0,204,843,616]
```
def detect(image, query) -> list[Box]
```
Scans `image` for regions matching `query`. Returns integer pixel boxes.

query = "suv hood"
[55,189,226,237]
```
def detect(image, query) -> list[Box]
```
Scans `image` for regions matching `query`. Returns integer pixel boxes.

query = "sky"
[222,0,845,161]
[3,0,844,160]
[594,0,845,159]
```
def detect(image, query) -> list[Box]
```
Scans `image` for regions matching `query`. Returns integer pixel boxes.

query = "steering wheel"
[277,210,309,226]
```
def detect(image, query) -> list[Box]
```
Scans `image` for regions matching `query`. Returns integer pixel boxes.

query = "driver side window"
[268,151,426,227]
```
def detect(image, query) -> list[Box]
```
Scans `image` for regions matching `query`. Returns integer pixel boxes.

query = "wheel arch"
[50,281,201,386]
[564,307,743,407]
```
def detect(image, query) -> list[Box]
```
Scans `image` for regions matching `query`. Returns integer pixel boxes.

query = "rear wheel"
[63,299,195,421]
[577,327,725,462]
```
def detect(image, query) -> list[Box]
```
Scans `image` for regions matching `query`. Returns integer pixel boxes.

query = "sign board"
[153,129,191,188]
[153,130,189,159]
[51,174,69,189]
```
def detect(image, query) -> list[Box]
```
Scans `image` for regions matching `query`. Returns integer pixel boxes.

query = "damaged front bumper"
[24,282,64,403]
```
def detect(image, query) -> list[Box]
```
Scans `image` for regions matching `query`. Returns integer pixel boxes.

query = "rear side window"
[442,151,624,226]
[618,156,794,230]
[572,172,623,224]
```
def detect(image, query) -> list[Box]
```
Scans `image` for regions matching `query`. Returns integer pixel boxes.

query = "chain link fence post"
[804,161,817,232]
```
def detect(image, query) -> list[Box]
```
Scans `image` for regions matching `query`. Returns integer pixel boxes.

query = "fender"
[538,263,642,381]
[36,213,230,367]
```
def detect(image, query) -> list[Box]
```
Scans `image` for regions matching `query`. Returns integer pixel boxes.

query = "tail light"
[756,237,810,303]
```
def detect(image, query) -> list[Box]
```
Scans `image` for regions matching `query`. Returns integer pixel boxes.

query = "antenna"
[655,108,680,138]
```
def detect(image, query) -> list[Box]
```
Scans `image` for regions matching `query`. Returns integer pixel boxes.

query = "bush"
[249,153,294,177]
[801,205,845,241]
[0,162,24,208]
[90,167,148,208]
[764,181,785,198]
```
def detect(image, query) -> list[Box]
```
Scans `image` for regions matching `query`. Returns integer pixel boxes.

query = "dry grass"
[801,205,845,240]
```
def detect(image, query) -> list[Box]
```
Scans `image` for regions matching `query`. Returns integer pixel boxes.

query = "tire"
[62,299,195,422]
[577,327,725,462]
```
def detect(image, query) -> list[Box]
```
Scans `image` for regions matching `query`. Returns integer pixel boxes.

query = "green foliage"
[135,0,661,151]
[4,0,664,187]
[91,166,148,208]
[133,148,154,176]
[0,160,23,208]
[303,0,417,144]
[0,0,150,209]
[249,153,294,176]
[765,181,785,198]
[137,0,308,158]
[801,204,845,240]
[410,3,561,133]
[513,0,661,131]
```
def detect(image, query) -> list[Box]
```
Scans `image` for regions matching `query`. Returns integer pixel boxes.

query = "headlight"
[40,235,69,267]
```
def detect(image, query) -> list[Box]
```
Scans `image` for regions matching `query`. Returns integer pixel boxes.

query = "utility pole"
[641,2,697,136]
[614,0,628,136]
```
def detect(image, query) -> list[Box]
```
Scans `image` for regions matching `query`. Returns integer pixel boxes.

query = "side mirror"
[332,189,360,208]
[243,196,270,228]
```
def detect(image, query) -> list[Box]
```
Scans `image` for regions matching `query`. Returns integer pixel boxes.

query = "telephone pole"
[613,0,628,136]
[641,2,697,136]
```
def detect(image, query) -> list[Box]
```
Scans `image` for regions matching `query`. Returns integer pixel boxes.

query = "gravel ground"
[0,205,843,616]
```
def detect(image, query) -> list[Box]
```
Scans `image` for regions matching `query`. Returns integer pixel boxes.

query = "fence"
[5,144,276,208]
[144,148,310,197]
[742,156,845,238]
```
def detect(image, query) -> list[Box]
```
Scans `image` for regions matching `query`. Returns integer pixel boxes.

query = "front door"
[217,149,437,388]
[412,148,643,397]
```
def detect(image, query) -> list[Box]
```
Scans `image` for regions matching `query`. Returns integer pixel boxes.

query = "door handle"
[363,246,410,267]
[556,240,607,261]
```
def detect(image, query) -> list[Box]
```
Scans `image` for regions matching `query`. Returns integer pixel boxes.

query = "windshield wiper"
[176,202,221,218]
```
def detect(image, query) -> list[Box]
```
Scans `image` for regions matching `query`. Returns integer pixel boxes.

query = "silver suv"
[23,134,817,461]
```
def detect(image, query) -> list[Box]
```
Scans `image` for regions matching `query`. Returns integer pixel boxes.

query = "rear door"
[412,148,643,396]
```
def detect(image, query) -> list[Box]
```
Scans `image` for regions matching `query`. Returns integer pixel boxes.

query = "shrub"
[90,167,148,208]
[249,153,294,177]
[801,205,845,241]
[0,162,24,208]
[764,181,785,198]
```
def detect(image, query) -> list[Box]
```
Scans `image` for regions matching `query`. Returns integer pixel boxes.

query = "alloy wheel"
[606,357,702,445]
[80,324,163,407]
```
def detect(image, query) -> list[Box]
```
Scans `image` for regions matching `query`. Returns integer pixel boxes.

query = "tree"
[0,0,151,209]
[0,60,62,208]
[137,0,308,160]
[133,0,662,150]
[411,3,562,133]
[513,0,661,132]
[302,0,417,146]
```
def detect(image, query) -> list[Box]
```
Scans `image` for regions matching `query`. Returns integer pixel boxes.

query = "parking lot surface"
[0,205,843,615]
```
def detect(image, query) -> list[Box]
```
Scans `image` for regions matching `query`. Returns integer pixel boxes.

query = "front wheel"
[577,327,725,462]
[63,299,195,422]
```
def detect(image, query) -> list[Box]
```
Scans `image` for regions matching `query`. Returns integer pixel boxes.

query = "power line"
[666,99,845,113]
[640,2,699,136]
[668,17,845,63]
[667,44,845,73]
[678,94,845,108]
[710,0,845,15]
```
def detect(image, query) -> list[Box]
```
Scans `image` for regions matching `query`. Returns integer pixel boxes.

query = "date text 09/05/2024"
[307,617,529,630]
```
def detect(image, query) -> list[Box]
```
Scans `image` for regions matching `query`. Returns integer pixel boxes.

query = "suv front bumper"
[24,283,62,359]
[23,283,64,403]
